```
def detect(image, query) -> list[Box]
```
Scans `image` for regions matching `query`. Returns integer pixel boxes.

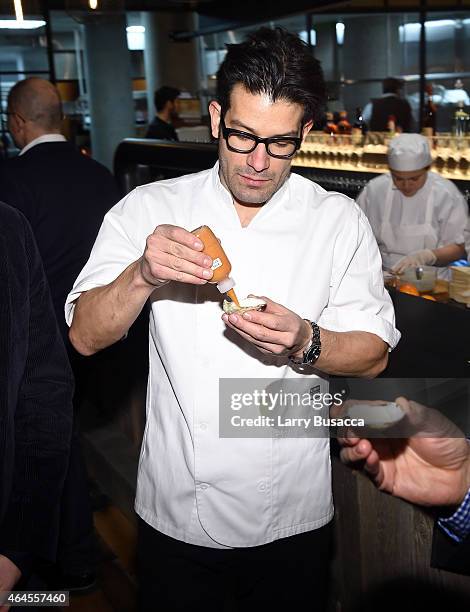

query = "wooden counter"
[330,454,470,611]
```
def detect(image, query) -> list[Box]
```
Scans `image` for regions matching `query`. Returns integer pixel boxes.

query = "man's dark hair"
[216,27,326,125]
[383,77,404,95]
[154,86,180,112]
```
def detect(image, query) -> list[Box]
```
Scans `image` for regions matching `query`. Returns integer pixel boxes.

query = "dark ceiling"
[45,0,348,17]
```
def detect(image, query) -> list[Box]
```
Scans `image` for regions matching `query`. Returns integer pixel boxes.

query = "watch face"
[304,343,321,365]
[301,320,321,365]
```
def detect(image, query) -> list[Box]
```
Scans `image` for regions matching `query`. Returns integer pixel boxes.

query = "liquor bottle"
[352,107,367,134]
[337,111,352,134]
[323,112,338,135]
[422,85,437,136]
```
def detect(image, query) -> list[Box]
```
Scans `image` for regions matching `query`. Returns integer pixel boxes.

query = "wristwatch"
[289,319,322,366]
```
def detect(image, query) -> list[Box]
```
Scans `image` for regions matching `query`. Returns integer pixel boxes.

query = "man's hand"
[0,555,21,611]
[139,224,214,287]
[392,249,437,274]
[222,296,311,357]
[337,397,470,507]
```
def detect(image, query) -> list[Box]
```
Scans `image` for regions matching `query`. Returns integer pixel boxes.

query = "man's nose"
[246,143,270,173]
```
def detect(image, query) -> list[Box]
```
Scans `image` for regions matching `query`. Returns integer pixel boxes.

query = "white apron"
[378,179,439,273]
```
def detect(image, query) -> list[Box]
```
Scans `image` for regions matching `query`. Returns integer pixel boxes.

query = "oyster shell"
[223,296,267,315]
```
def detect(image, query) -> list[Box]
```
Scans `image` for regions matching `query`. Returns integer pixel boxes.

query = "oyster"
[223,296,267,315]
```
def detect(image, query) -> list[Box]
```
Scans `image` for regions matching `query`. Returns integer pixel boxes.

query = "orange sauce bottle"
[191,225,240,306]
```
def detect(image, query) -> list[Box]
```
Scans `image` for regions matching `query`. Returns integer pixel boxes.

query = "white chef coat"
[356,171,469,278]
[465,218,470,261]
[66,163,400,549]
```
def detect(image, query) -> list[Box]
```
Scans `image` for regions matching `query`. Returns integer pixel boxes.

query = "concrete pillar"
[315,23,337,83]
[314,22,345,113]
[342,15,402,117]
[84,14,135,170]
[143,11,200,118]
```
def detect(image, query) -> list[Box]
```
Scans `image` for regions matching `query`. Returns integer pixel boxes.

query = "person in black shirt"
[145,85,180,141]
[0,202,73,595]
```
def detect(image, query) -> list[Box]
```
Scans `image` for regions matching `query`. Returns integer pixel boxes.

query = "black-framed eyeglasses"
[220,115,302,159]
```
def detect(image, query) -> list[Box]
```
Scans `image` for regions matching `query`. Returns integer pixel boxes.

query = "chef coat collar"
[211,161,290,226]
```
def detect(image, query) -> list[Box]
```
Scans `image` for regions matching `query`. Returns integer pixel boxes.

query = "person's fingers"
[223,313,288,348]
[339,439,373,465]
[337,435,361,447]
[248,295,286,314]
[363,448,384,487]
[391,257,408,274]
[144,230,213,284]
[222,315,280,354]
[240,309,288,331]
[156,224,205,251]
[149,233,212,268]
[150,248,214,281]
[397,396,464,439]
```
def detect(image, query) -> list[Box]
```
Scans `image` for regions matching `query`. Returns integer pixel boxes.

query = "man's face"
[169,99,178,120]
[390,167,429,197]
[209,84,311,206]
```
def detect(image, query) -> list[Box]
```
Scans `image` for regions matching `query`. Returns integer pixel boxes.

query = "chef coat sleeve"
[355,185,369,215]
[436,186,469,248]
[317,202,400,350]
[65,187,146,326]
[465,218,470,260]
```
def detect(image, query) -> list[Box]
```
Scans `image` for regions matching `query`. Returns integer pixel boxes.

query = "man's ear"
[301,119,313,141]
[208,101,221,140]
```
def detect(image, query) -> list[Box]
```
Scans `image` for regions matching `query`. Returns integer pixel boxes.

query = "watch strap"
[289,319,322,365]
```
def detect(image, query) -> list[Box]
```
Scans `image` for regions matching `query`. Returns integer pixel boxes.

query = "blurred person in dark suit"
[336,397,470,576]
[0,77,120,341]
[0,77,120,590]
[362,77,414,133]
[0,202,73,601]
[145,86,180,141]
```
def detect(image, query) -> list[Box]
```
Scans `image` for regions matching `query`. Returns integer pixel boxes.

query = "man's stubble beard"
[218,151,291,207]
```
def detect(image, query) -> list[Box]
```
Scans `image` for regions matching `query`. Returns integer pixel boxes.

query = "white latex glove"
[392,248,437,274]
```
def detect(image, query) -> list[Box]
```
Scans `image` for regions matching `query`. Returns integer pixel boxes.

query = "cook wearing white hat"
[356,133,468,279]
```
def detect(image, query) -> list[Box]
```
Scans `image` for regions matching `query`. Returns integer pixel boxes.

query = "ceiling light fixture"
[13,0,24,20]
[0,18,45,29]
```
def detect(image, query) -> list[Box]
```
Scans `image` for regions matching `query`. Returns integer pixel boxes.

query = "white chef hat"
[387,134,432,171]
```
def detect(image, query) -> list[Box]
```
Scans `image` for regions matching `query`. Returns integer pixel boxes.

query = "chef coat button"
[257,481,267,493]
[199,422,207,431]
[199,482,209,490]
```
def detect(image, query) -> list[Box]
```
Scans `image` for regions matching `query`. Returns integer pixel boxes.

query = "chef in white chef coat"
[357,134,468,278]
[66,27,401,612]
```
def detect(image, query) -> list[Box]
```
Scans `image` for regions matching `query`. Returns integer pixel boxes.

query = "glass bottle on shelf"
[352,107,367,146]
[422,85,437,136]
[323,112,338,135]
[337,111,352,134]
[352,107,367,134]
[387,115,396,135]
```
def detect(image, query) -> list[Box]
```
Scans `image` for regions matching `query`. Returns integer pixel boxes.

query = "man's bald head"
[8,77,62,132]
